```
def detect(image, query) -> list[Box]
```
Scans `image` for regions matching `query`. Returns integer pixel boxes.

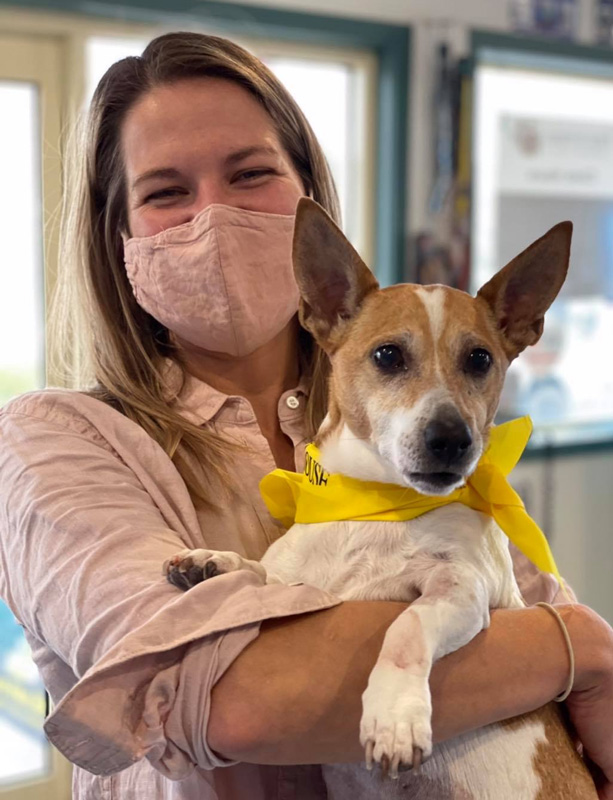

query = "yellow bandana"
[259,417,564,587]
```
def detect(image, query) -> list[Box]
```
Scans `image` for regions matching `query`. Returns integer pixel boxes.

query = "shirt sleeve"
[0,393,341,777]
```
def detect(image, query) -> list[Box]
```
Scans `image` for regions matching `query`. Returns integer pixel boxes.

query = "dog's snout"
[424,412,472,468]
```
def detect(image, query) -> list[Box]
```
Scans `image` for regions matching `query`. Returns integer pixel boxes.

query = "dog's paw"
[360,664,433,779]
[163,549,239,590]
[164,549,267,591]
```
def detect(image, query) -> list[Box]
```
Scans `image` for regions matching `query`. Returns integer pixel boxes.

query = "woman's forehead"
[121,77,284,175]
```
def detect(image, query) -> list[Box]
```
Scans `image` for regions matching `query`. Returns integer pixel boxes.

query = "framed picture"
[509,0,578,39]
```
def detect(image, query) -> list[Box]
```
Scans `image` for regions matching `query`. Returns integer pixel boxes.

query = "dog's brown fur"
[500,704,597,799]
[291,198,596,796]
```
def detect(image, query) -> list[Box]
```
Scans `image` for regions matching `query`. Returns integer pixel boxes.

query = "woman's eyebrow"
[225,145,279,165]
[131,167,182,191]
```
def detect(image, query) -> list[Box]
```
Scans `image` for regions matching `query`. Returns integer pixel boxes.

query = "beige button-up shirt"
[0,370,568,799]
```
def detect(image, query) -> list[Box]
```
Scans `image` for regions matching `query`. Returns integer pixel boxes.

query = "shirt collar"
[162,358,309,427]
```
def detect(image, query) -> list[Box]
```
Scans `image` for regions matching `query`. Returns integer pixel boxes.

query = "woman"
[0,31,612,800]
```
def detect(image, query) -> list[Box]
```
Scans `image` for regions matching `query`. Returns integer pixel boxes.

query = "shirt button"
[286,396,300,410]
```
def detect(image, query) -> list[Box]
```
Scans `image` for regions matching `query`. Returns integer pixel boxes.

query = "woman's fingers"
[565,608,613,793]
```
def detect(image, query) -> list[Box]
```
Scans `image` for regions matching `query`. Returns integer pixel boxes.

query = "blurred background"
[1,0,613,796]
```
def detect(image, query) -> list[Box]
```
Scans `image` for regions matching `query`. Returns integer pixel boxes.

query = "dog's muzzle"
[404,406,475,495]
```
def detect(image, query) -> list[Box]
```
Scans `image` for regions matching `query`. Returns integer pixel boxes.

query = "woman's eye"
[465,347,493,376]
[372,344,406,372]
[144,188,186,203]
[235,168,275,182]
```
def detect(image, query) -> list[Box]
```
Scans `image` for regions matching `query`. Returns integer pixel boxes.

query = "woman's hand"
[563,605,613,799]
[565,605,613,800]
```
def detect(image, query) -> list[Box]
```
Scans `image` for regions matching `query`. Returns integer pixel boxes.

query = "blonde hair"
[52,31,339,505]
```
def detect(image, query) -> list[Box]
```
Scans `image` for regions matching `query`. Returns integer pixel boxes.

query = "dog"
[166,198,597,799]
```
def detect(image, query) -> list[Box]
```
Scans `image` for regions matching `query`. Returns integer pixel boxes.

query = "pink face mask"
[122,204,300,357]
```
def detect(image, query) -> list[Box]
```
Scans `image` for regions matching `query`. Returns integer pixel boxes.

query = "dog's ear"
[477,221,572,360]
[293,197,379,352]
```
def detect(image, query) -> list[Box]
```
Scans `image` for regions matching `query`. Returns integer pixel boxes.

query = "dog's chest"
[261,503,518,605]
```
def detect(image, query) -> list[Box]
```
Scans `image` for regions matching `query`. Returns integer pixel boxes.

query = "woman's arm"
[0,395,342,777]
[208,601,613,769]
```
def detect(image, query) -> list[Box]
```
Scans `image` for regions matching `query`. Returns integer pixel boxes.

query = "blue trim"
[3,0,410,284]
[523,439,613,459]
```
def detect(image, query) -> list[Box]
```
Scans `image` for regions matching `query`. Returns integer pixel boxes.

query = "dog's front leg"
[360,564,490,778]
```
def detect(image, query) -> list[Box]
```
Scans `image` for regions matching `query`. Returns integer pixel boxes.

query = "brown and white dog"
[166,199,597,799]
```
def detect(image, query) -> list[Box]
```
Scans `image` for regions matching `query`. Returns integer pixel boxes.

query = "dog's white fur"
[166,206,595,797]
[171,438,544,797]
[321,717,548,799]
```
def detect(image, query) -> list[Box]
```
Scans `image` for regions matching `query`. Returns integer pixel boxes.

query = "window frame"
[0,30,73,800]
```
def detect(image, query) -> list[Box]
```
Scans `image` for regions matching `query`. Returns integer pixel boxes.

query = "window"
[0,606,48,786]
[0,30,69,800]
[472,49,613,446]
[0,81,44,406]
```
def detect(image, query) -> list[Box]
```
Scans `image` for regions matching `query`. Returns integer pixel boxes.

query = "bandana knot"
[259,417,564,587]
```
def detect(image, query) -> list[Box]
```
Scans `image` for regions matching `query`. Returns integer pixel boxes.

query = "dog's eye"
[466,348,492,375]
[372,344,406,372]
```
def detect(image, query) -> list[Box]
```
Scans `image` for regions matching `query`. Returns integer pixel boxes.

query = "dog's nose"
[424,413,472,467]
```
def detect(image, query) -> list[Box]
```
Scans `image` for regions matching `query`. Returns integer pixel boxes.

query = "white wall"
[226,0,507,26]
[227,0,595,32]
[223,0,613,620]
[512,454,613,621]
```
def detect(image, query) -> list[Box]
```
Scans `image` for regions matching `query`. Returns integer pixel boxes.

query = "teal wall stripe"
[1,0,410,285]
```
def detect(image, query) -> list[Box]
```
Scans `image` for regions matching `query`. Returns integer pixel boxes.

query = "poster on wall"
[509,0,578,39]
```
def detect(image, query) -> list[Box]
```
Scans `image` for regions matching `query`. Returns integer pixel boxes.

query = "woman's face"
[122,77,305,237]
